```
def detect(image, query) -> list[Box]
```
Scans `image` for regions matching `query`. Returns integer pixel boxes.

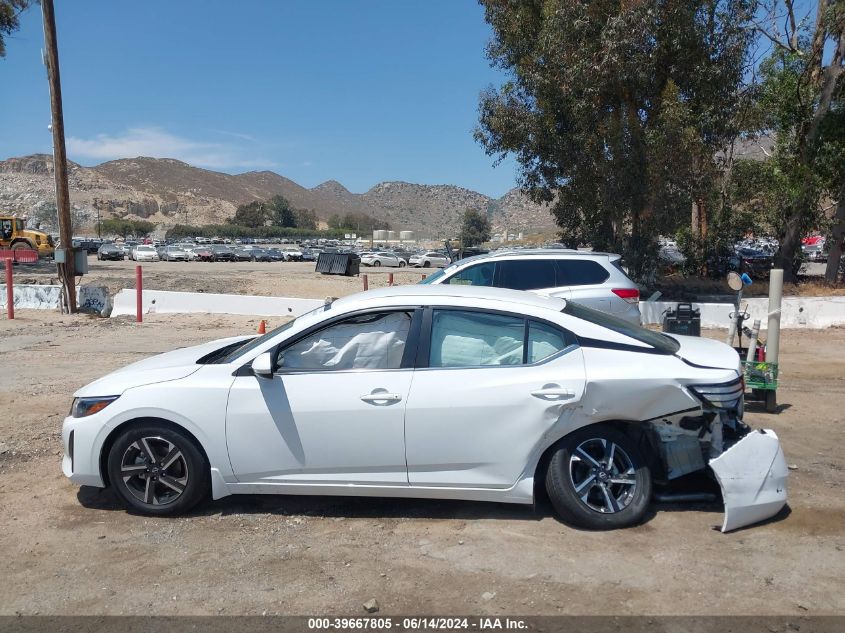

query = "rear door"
[404,308,585,488]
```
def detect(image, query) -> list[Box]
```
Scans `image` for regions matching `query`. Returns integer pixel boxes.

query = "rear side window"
[556,260,610,286]
[527,320,573,363]
[497,260,557,291]
[563,301,679,354]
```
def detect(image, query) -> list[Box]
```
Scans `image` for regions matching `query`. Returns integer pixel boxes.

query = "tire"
[106,423,209,516]
[423,261,431,268]
[399,260,406,268]
[545,424,651,530]
[373,260,381,267]
[11,241,32,251]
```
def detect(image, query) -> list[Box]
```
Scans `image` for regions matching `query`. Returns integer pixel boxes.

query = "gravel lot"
[0,262,843,616]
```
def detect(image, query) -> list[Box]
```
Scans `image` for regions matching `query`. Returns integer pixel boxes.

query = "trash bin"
[315,252,360,276]
[662,302,701,336]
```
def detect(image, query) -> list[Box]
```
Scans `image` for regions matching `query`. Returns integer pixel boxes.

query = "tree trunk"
[825,191,845,283]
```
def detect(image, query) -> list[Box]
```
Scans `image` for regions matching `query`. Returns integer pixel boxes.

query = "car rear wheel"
[107,424,209,516]
[399,260,406,267]
[423,261,431,268]
[545,424,651,530]
[373,260,381,267]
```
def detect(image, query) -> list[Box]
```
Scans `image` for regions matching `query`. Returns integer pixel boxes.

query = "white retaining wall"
[640,296,845,329]
[110,288,324,318]
[0,284,112,315]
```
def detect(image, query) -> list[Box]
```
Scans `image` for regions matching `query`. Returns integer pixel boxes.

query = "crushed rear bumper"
[710,429,788,532]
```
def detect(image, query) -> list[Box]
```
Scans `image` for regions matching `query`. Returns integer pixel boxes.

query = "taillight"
[612,288,639,304]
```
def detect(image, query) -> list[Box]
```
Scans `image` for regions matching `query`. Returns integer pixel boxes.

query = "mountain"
[0,154,556,237]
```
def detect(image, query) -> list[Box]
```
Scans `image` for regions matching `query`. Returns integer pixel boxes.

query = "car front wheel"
[545,424,651,530]
[106,423,209,516]
[399,260,406,267]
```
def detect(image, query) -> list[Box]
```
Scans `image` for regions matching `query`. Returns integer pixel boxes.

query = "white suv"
[420,249,641,324]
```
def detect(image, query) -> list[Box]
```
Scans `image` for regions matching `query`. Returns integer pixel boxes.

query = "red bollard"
[4,257,13,320]
[135,265,143,323]
[363,274,369,291]
[421,273,427,281]
[388,272,394,286]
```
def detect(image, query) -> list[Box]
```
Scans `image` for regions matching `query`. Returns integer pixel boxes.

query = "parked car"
[735,247,773,278]
[801,235,828,262]
[96,243,124,261]
[189,246,214,262]
[247,248,271,262]
[161,246,188,262]
[265,248,285,262]
[62,285,786,532]
[300,248,317,262]
[361,252,406,268]
[211,245,236,262]
[281,247,303,262]
[409,251,451,268]
[420,249,641,324]
[132,245,159,262]
[232,247,253,262]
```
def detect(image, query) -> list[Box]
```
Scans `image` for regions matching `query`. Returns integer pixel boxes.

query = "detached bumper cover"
[710,429,788,532]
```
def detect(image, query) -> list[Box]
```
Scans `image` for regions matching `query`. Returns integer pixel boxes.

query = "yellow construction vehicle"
[0,214,54,258]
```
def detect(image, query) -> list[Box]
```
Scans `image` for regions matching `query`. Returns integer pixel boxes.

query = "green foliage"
[0,0,29,58]
[268,195,296,228]
[460,208,491,247]
[476,0,755,279]
[294,209,318,230]
[231,201,269,228]
[100,218,155,238]
[165,223,348,241]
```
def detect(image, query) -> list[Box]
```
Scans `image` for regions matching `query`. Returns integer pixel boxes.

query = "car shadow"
[77,485,549,522]
[744,400,792,414]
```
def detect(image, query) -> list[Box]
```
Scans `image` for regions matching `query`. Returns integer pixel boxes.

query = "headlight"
[689,378,744,409]
[71,396,119,418]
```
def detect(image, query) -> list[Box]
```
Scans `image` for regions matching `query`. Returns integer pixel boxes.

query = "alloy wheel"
[568,438,637,513]
[119,436,189,506]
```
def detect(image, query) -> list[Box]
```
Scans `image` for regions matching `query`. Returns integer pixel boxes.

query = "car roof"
[330,284,568,313]
[454,248,621,266]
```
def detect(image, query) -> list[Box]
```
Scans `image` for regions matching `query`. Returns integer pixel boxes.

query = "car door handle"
[360,393,402,403]
[531,387,575,400]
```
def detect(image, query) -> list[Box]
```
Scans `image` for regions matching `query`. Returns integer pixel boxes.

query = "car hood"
[667,334,740,371]
[74,335,254,397]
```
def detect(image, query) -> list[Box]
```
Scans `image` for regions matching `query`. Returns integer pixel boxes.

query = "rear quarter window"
[557,260,610,286]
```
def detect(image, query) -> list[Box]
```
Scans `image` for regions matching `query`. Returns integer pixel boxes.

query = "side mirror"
[251,352,274,378]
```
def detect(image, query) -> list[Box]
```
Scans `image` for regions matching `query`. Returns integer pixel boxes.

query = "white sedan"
[62,286,787,531]
[132,245,159,262]
[409,251,451,268]
[360,252,405,268]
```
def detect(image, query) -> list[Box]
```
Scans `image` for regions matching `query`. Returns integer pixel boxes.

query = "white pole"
[767,269,783,365]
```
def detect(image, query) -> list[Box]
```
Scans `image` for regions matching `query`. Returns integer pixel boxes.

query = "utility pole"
[41,0,76,312]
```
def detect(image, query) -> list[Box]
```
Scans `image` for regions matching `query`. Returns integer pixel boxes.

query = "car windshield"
[563,300,680,354]
[219,303,334,363]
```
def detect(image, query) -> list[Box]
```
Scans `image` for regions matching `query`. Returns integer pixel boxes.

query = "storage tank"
[372,229,388,241]
[387,230,396,241]
[399,231,414,242]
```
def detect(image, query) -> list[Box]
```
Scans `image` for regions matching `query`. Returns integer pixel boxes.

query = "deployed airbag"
[710,429,788,532]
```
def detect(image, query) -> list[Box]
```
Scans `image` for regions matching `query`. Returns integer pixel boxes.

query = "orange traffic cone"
[257,320,266,334]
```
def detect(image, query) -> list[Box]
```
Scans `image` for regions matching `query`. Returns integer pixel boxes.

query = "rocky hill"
[0,154,556,237]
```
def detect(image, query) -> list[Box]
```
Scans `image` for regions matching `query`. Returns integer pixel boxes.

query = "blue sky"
[0,1,519,197]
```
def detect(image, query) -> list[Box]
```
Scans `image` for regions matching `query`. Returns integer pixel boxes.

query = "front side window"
[444,262,495,287]
[280,311,412,371]
[497,260,557,291]
[429,310,524,367]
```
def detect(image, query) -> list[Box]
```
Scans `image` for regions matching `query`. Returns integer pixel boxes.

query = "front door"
[226,310,417,485]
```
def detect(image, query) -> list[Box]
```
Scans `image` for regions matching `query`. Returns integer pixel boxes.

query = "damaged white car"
[62,286,787,531]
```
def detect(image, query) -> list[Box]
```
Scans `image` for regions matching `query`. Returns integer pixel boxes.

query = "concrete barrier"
[640,296,845,329]
[110,289,324,318]
[0,284,111,315]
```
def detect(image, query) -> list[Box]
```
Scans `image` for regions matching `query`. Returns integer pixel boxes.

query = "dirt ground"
[0,264,844,616]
